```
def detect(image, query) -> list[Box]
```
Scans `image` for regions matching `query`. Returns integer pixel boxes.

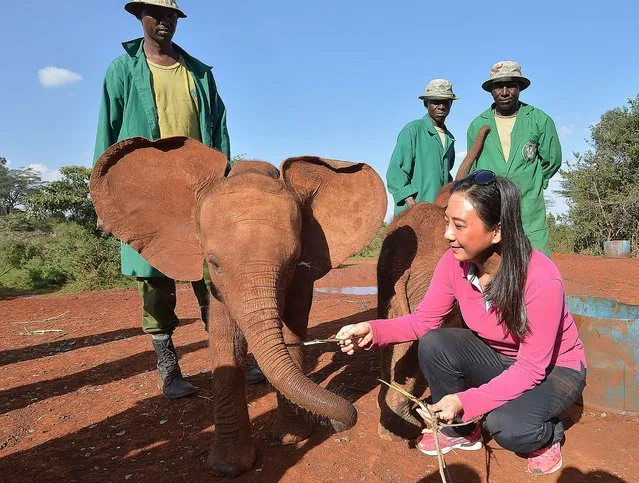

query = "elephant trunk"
[237,302,357,431]
[433,125,491,209]
[454,125,491,181]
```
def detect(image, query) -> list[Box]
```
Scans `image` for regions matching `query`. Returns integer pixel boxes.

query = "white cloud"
[38,67,83,88]
[558,125,575,138]
[455,150,467,160]
[27,163,62,182]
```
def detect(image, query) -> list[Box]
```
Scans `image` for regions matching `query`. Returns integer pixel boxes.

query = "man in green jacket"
[93,0,264,399]
[467,61,562,256]
[387,79,459,216]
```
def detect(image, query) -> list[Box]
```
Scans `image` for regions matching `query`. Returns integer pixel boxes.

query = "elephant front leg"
[378,340,425,440]
[377,270,424,440]
[206,304,256,477]
[272,278,315,444]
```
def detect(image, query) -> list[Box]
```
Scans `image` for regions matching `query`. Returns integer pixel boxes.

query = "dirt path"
[1,254,637,482]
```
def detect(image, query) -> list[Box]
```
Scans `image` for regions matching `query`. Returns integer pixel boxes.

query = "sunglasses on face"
[465,169,496,185]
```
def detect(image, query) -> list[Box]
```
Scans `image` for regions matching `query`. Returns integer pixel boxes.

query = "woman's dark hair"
[450,173,532,337]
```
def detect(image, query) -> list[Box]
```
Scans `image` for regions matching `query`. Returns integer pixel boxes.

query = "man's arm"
[93,66,125,166]
[386,125,417,208]
[538,115,562,189]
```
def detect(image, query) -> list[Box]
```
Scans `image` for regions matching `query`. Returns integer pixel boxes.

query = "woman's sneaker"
[417,424,484,456]
[527,441,562,475]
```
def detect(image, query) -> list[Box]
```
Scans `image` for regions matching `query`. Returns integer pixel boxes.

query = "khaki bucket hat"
[418,79,459,101]
[482,61,530,91]
[125,0,187,18]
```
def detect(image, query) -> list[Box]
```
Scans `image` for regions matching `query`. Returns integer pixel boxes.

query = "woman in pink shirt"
[336,170,586,476]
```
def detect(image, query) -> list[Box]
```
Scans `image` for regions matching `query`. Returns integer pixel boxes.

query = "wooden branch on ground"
[11,310,70,326]
[379,379,483,483]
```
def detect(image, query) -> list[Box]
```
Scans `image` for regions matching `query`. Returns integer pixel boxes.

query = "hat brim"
[125,2,187,18]
[482,76,530,92]
[418,94,460,101]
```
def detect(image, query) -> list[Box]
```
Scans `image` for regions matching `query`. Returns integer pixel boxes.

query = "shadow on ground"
[0,319,199,368]
[0,307,382,482]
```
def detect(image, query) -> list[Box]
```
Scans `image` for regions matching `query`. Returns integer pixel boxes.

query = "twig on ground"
[378,379,482,483]
[11,311,70,326]
[197,394,214,402]
[22,329,65,336]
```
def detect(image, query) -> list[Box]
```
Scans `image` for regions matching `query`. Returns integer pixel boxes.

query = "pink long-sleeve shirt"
[370,249,586,422]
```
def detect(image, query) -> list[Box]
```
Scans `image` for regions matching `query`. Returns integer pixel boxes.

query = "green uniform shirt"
[467,103,562,256]
[93,38,231,278]
[387,115,455,216]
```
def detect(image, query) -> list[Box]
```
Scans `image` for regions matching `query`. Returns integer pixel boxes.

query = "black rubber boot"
[152,335,198,399]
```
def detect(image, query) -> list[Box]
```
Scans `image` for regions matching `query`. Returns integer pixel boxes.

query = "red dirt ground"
[1,254,638,482]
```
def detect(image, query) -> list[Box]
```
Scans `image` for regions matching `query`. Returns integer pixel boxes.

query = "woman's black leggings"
[418,328,586,453]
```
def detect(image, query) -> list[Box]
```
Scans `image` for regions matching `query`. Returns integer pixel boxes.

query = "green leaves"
[24,166,97,232]
[561,95,639,255]
[0,157,43,215]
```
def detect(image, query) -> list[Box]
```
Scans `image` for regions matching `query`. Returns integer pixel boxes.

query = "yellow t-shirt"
[494,113,517,162]
[434,125,447,148]
[147,57,201,140]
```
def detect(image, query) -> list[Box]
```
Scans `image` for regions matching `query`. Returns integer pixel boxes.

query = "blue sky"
[1,1,637,220]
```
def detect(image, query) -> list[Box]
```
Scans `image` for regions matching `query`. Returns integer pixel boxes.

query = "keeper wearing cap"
[93,1,265,399]
[466,61,562,256]
[386,79,459,216]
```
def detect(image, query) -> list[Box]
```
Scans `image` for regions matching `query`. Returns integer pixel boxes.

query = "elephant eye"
[207,254,223,274]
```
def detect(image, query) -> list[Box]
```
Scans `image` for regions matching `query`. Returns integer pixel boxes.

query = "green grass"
[352,224,385,259]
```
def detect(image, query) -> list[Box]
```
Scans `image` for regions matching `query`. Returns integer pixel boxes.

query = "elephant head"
[90,136,387,429]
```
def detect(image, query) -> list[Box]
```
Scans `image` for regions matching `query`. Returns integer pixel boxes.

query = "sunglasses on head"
[465,169,496,186]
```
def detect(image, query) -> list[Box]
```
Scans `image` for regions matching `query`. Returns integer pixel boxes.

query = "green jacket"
[467,103,561,256]
[387,115,455,216]
[93,38,231,278]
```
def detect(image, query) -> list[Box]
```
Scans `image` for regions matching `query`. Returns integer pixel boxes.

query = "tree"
[0,157,43,214]
[25,166,97,230]
[560,95,639,254]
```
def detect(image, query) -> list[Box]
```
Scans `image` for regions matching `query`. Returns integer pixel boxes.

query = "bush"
[352,224,386,259]
[547,213,576,254]
[25,260,69,289]
[0,216,131,294]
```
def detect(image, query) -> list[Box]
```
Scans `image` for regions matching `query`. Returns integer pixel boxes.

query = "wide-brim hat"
[125,0,187,18]
[482,61,530,91]
[418,79,459,101]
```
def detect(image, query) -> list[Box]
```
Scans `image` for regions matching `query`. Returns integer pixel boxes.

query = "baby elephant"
[91,136,387,476]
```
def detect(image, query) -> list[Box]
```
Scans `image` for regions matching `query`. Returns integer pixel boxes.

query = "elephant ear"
[90,136,228,281]
[281,156,387,279]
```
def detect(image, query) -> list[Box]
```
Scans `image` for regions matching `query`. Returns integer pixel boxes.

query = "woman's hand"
[335,322,373,355]
[417,394,463,425]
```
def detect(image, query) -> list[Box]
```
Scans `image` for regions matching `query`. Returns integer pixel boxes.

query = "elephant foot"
[378,405,422,441]
[378,419,421,441]
[272,410,314,444]
[207,440,256,478]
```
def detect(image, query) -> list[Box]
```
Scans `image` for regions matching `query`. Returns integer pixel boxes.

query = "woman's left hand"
[421,394,463,424]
